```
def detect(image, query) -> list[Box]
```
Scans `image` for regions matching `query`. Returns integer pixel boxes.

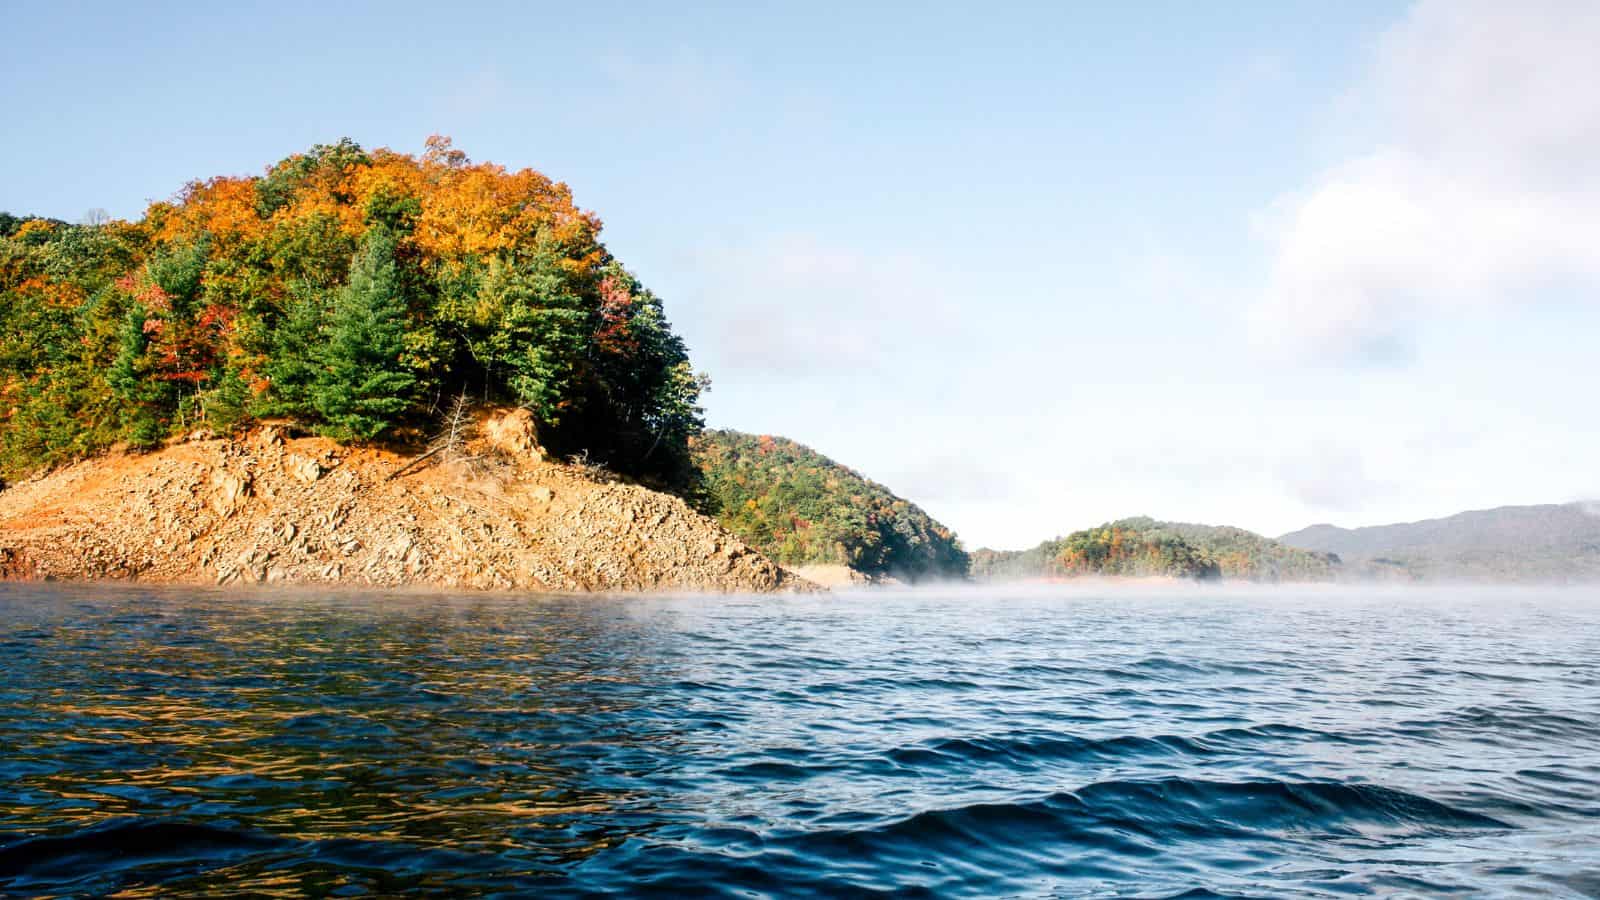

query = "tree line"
[0,138,705,486]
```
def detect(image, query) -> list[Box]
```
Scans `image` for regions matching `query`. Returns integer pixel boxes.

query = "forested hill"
[1279,503,1600,581]
[690,430,969,582]
[0,138,705,487]
[973,517,1339,582]
[1154,519,1341,580]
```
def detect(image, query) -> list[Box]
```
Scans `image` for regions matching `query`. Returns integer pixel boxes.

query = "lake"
[0,583,1597,897]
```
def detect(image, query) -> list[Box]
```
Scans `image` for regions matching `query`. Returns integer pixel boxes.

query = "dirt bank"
[0,410,811,594]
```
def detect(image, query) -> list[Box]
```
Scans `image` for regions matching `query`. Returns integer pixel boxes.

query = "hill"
[0,140,831,594]
[1152,519,1341,580]
[973,517,1338,582]
[690,430,968,582]
[1279,503,1600,581]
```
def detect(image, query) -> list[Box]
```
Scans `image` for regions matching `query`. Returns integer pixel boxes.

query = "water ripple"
[0,583,1597,897]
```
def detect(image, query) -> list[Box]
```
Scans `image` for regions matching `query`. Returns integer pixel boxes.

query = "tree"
[0,139,711,487]
[308,229,416,440]
[258,282,326,421]
[106,305,175,447]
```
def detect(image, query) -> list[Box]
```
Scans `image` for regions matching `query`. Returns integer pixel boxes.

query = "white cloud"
[1252,0,1600,357]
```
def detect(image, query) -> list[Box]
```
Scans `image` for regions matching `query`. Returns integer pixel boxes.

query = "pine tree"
[259,283,327,420]
[309,229,416,440]
[106,305,174,447]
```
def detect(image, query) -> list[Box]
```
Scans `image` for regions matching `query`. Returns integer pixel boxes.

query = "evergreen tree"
[259,283,327,420]
[199,365,252,432]
[439,253,588,422]
[308,229,416,440]
[105,306,174,447]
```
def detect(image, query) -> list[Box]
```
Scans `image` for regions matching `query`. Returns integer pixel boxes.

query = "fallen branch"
[385,393,481,482]
[385,445,444,482]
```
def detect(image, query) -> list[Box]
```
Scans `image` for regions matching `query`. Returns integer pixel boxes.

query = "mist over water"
[1,584,1597,897]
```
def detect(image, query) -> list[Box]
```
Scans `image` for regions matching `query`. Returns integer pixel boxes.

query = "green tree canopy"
[692,430,969,581]
[0,139,706,485]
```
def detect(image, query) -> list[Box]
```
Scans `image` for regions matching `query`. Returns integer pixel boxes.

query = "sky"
[5,1,1598,549]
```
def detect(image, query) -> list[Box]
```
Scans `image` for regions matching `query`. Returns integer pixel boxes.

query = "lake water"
[0,584,1597,897]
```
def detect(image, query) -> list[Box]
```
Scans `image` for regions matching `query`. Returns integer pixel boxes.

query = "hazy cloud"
[1276,442,1389,511]
[878,454,1020,506]
[1209,51,1290,130]
[598,47,743,119]
[438,68,514,119]
[683,235,965,376]
[1252,0,1600,358]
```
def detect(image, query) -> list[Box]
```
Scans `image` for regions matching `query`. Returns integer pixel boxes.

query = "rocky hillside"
[1280,503,1600,581]
[0,410,808,594]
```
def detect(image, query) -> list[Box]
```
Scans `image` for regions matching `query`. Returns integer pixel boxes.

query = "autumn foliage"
[970,517,1341,582]
[0,139,705,484]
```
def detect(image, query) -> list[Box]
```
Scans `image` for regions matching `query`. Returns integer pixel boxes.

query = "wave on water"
[789,778,1514,877]
[0,820,287,891]
[0,584,1596,897]
[571,778,1515,897]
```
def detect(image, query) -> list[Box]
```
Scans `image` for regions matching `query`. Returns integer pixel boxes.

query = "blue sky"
[5,1,1597,548]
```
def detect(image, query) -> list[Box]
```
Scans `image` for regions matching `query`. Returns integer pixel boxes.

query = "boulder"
[480,408,546,462]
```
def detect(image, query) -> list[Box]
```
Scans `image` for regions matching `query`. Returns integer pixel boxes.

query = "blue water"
[0,584,1597,897]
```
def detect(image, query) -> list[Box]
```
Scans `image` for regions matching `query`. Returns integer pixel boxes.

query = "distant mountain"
[1279,503,1600,581]
[972,517,1338,583]
[690,430,969,582]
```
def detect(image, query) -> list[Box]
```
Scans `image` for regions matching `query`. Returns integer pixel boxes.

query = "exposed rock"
[285,454,322,483]
[479,408,545,461]
[0,412,814,595]
[209,470,252,518]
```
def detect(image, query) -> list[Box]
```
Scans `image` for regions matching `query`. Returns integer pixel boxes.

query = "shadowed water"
[0,583,1597,897]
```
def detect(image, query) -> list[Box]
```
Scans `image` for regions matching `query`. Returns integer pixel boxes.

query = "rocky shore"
[0,410,812,594]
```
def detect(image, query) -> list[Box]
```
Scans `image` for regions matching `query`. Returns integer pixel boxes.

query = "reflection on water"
[0,584,1598,896]
[0,587,687,894]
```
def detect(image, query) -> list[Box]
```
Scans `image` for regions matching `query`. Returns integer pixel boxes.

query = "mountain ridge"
[1277,502,1600,581]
